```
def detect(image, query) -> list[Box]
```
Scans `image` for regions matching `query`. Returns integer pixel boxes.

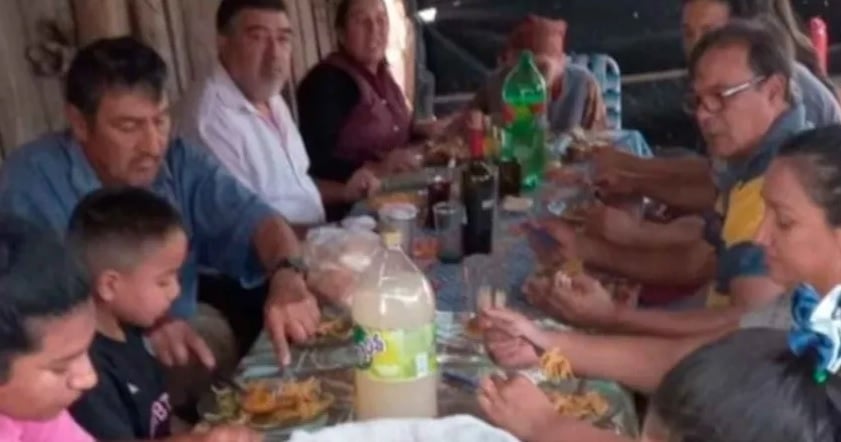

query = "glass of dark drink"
[425,173,452,228]
[498,158,521,198]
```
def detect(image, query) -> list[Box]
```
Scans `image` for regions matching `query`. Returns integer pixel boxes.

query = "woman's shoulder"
[299,57,357,92]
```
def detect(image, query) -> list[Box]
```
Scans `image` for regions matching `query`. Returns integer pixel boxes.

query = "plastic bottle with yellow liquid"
[351,229,438,420]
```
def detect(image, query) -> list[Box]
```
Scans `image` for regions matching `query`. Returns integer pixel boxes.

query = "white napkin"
[287,415,519,442]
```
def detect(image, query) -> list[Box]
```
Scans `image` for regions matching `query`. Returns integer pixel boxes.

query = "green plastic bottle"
[501,51,548,190]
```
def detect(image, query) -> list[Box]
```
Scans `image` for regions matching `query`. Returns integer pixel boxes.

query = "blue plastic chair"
[569,53,622,130]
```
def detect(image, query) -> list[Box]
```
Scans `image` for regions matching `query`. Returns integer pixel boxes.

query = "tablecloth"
[214,130,654,440]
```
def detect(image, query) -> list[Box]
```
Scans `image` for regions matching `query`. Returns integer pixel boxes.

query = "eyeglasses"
[683,76,767,114]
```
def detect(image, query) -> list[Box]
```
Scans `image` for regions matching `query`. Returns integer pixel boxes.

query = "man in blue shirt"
[0,37,318,370]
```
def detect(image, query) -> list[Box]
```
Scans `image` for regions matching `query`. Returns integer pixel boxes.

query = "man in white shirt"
[178,0,378,226]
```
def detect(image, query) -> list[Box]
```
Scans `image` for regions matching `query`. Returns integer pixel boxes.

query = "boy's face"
[0,302,98,420]
[98,229,188,327]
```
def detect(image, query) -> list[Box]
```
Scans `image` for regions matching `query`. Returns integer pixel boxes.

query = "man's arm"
[613,154,711,183]
[314,179,350,207]
[604,304,745,338]
[175,141,301,286]
[597,153,717,212]
[536,329,730,394]
[581,236,715,287]
[590,210,704,249]
[629,172,718,213]
[251,216,303,272]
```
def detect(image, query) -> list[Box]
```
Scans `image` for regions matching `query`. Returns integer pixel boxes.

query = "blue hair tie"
[789,284,841,383]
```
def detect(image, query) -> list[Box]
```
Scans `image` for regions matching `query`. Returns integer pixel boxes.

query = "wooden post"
[179,0,221,82]
[128,0,180,98]
[294,0,320,72]
[285,0,307,87]
[312,0,336,58]
[16,0,76,132]
[164,0,191,92]
[71,0,131,45]
[0,0,54,157]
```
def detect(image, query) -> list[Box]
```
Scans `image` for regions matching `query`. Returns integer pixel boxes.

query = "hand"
[536,219,579,261]
[545,273,619,329]
[146,319,215,369]
[343,167,381,202]
[482,307,543,344]
[198,424,263,442]
[583,204,639,244]
[478,375,557,442]
[306,267,356,307]
[482,309,542,369]
[522,275,552,308]
[264,269,321,366]
[383,148,423,174]
[591,147,637,198]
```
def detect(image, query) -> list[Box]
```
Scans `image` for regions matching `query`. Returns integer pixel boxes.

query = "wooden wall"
[0,0,415,163]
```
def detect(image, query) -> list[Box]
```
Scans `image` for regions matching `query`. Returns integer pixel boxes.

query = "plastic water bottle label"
[353,323,438,382]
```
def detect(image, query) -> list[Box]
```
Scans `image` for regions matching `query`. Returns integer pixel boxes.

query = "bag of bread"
[304,227,382,307]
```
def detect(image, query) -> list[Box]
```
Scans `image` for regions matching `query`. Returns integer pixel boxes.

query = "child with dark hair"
[66,187,259,442]
[0,215,97,441]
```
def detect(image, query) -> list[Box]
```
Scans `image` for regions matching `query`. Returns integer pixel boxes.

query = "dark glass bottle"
[461,119,497,255]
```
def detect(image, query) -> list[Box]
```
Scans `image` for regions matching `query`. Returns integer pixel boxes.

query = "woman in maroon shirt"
[297,0,439,197]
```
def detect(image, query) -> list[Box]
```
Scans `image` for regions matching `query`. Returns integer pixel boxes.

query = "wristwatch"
[271,256,307,277]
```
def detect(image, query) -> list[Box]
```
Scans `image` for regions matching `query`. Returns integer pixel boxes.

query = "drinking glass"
[433,201,464,263]
[378,203,417,254]
[425,171,453,228]
[462,254,506,320]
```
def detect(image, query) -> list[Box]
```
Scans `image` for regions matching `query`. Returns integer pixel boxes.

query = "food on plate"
[546,390,610,420]
[540,349,574,382]
[240,382,279,414]
[300,312,354,346]
[208,378,333,429]
[424,137,468,167]
[561,259,584,277]
[315,315,353,339]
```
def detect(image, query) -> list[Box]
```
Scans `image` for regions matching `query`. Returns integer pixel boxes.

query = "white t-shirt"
[178,63,325,225]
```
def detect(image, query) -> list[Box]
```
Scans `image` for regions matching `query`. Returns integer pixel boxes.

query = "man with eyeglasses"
[481,21,809,414]
[479,19,811,442]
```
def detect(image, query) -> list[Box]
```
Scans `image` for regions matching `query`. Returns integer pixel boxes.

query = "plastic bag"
[304,227,382,307]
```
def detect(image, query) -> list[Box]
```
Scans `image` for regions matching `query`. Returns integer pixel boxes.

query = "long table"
[226,130,654,440]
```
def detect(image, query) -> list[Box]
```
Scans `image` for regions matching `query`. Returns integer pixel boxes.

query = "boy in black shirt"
[67,187,260,442]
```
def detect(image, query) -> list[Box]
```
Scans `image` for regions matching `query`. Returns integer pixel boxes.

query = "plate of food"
[201,377,334,435]
[424,137,468,167]
[299,309,354,348]
[537,349,617,426]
